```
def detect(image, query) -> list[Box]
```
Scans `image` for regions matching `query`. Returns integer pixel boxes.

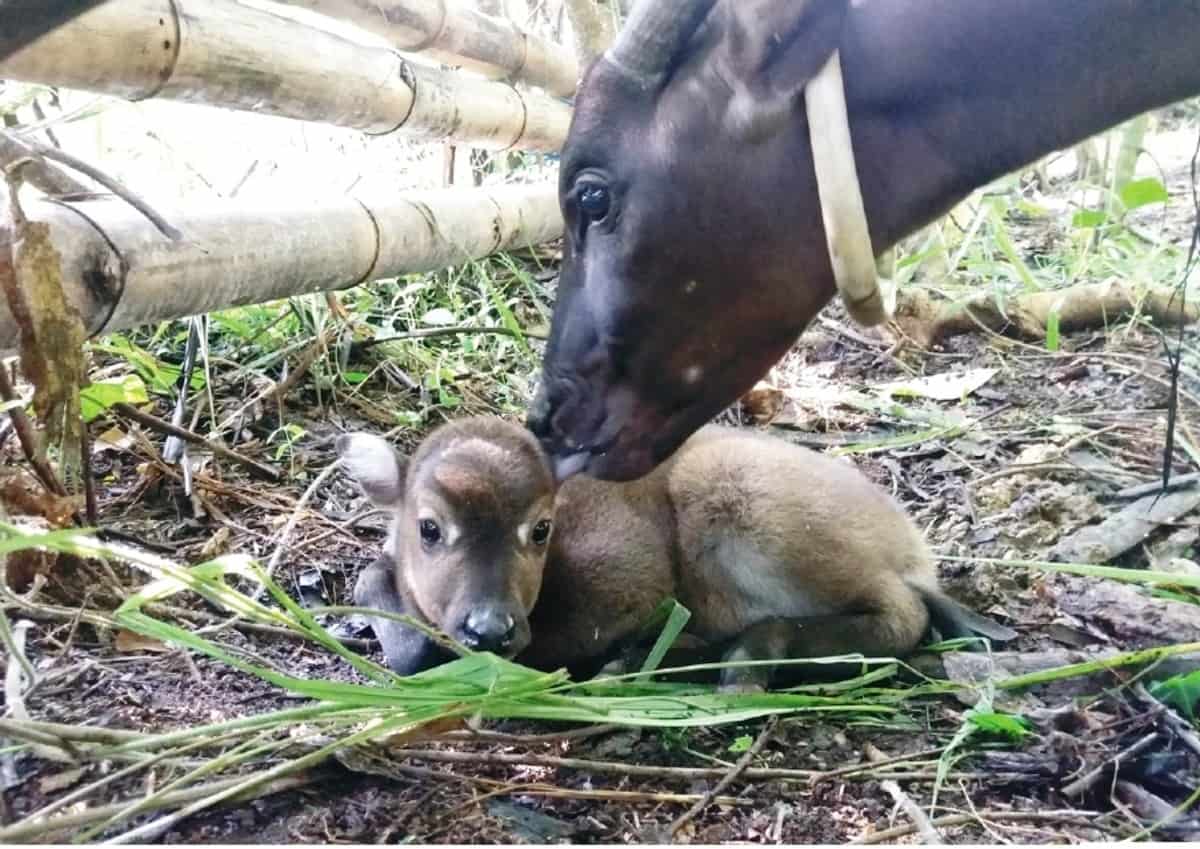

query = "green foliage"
[964,709,1033,742]
[1045,301,1062,352]
[1119,177,1170,210]
[91,335,198,396]
[79,374,149,421]
[727,734,754,753]
[1148,669,1200,721]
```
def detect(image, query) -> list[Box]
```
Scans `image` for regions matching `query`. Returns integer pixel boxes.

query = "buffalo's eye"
[419,519,441,546]
[531,519,552,546]
[578,182,611,222]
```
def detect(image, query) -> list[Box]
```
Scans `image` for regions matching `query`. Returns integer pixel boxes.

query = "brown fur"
[340,416,1011,688]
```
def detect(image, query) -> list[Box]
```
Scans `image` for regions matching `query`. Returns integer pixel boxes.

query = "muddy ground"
[4,152,1200,842]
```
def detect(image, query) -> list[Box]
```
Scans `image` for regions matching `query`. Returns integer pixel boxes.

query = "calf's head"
[337,418,556,657]
[529,0,850,482]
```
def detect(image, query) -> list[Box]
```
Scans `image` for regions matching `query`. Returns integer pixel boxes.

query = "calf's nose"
[461,607,517,653]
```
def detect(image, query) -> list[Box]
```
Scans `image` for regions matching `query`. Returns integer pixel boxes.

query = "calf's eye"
[419,519,442,546]
[531,519,552,546]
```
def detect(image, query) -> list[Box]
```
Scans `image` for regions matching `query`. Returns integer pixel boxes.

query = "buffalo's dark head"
[528,0,855,481]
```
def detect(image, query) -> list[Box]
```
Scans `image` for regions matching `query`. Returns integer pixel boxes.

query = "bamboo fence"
[0,0,573,150]
[272,0,580,97]
[0,182,562,346]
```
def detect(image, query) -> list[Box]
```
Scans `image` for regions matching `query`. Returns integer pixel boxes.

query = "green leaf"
[727,734,754,753]
[965,709,1033,742]
[341,371,369,385]
[987,201,1039,291]
[1148,669,1200,721]
[1045,299,1062,353]
[1072,209,1108,229]
[637,599,692,678]
[79,374,149,422]
[1119,177,1169,211]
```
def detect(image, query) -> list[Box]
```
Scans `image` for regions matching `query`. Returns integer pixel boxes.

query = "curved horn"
[604,0,711,87]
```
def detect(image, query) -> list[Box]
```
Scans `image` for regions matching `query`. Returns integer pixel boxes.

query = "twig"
[1134,683,1200,761]
[1061,731,1160,796]
[111,402,281,482]
[266,461,338,577]
[0,133,88,196]
[852,810,1107,844]
[866,742,943,844]
[0,768,329,843]
[199,460,342,639]
[0,613,36,698]
[5,134,182,240]
[812,745,947,784]
[264,326,338,405]
[353,324,547,353]
[969,462,1137,489]
[80,421,97,524]
[16,726,259,827]
[383,748,1013,785]
[440,724,621,745]
[670,715,777,837]
[0,365,68,496]
[1115,472,1200,500]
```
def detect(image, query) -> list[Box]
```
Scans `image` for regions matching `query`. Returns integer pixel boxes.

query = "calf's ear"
[718,0,849,141]
[336,433,408,508]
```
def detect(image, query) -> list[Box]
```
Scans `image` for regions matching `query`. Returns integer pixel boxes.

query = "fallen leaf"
[114,630,172,653]
[93,426,135,454]
[38,767,85,794]
[875,367,997,401]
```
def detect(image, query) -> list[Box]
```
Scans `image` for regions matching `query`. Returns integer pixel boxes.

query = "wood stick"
[111,402,281,482]
[0,365,68,496]
[853,810,1108,845]
[9,136,181,240]
[866,742,943,844]
[382,748,1023,785]
[1061,731,1160,797]
[670,715,777,836]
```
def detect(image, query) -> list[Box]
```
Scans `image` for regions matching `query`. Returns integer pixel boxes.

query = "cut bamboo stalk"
[0,0,571,151]
[270,0,580,98]
[0,182,562,347]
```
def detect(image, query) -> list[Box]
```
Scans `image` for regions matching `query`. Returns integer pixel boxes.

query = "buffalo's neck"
[840,0,1200,249]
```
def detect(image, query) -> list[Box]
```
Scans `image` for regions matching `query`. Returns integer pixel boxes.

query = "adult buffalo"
[528,0,1200,481]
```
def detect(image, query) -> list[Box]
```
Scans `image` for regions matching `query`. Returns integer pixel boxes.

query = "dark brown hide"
[0,1,112,62]
[530,0,1200,482]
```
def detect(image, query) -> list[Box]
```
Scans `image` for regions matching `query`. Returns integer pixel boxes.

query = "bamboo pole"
[0,0,571,151]
[271,0,580,98]
[0,182,562,347]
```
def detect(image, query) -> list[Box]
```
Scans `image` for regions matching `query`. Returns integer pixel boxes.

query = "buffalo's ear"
[336,433,409,508]
[717,0,849,141]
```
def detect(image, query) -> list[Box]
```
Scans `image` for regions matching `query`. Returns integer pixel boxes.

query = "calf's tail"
[911,584,1018,645]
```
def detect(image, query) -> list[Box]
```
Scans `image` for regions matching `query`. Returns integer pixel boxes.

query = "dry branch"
[110,402,282,482]
[894,281,1200,349]
[0,0,571,151]
[0,135,89,197]
[273,0,579,97]
[0,182,561,348]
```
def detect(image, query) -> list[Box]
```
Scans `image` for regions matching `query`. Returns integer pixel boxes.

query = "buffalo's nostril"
[462,609,517,653]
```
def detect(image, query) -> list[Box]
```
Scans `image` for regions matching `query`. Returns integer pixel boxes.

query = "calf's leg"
[354,556,451,676]
[718,590,929,692]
